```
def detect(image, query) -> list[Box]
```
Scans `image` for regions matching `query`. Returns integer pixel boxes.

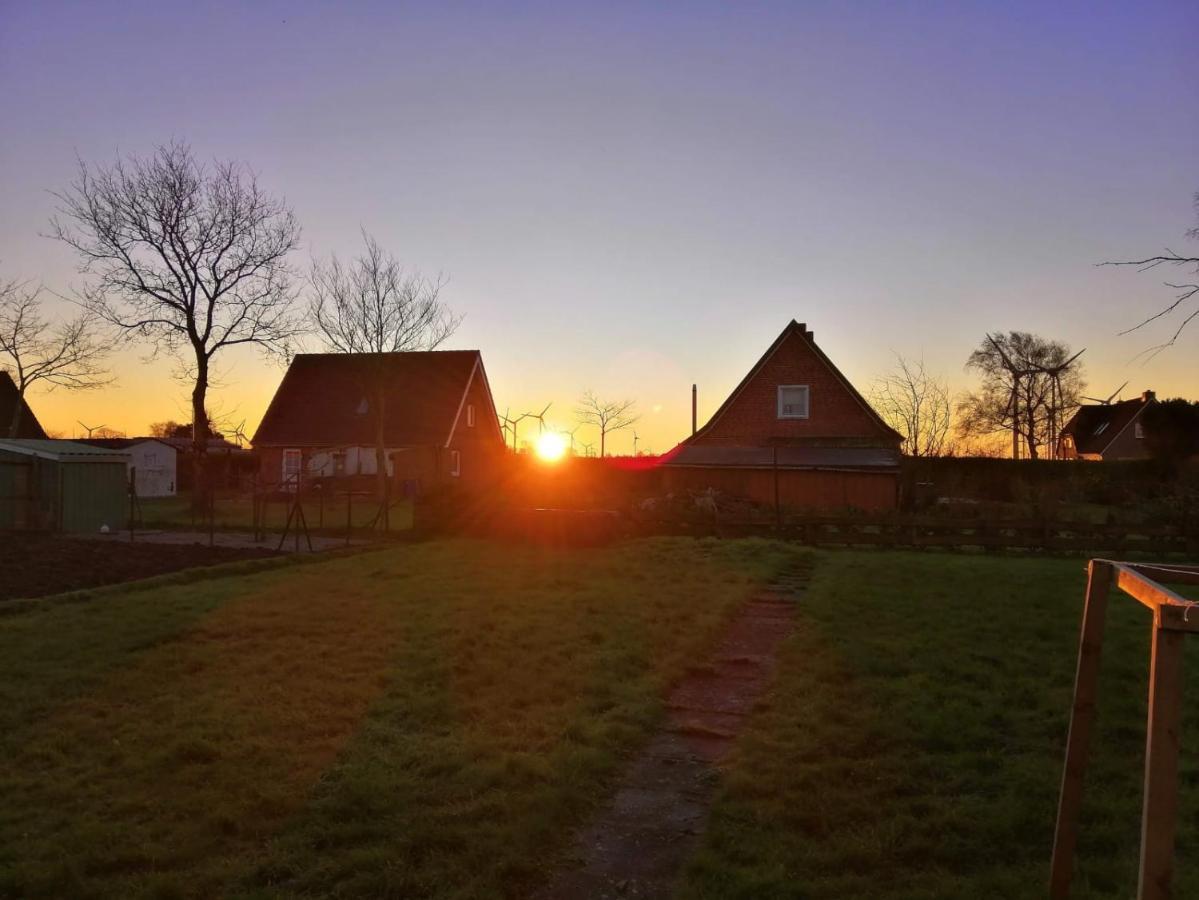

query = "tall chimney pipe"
[691,384,697,435]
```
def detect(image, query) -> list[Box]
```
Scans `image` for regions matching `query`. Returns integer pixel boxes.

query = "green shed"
[0,439,130,533]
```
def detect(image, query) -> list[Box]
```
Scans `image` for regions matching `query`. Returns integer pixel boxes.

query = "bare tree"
[1103,191,1199,358]
[955,331,1085,460]
[575,390,639,457]
[0,275,110,438]
[49,142,302,505]
[869,355,951,457]
[309,230,459,500]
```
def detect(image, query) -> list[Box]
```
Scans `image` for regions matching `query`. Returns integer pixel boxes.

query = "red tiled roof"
[252,351,487,448]
[1061,396,1150,456]
[0,371,48,439]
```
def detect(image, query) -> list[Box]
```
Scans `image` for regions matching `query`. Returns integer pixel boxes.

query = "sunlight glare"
[535,431,568,462]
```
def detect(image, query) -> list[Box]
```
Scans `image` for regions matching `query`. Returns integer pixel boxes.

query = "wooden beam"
[1125,562,1199,587]
[1137,621,1186,900]
[1114,564,1194,613]
[1050,560,1114,899]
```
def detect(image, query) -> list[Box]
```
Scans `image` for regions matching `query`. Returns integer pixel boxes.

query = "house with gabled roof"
[1059,391,1155,461]
[661,320,902,510]
[252,350,505,492]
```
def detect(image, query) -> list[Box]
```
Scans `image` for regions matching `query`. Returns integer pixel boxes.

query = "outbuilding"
[0,439,130,532]
[76,437,178,496]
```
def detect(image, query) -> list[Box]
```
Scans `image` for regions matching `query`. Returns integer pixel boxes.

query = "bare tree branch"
[1101,190,1199,352]
[0,273,111,438]
[308,230,460,500]
[869,354,951,457]
[574,390,639,457]
[48,142,302,503]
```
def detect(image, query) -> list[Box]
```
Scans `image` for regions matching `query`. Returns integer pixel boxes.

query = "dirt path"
[538,564,810,899]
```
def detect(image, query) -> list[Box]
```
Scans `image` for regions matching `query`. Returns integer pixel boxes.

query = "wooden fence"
[633,513,1198,555]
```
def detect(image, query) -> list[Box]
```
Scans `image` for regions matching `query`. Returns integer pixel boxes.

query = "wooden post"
[1050,560,1114,898]
[1137,618,1186,900]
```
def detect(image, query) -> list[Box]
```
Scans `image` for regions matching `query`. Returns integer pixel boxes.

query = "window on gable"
[450,449,461,477]
[467,404,476,427]
[1093,421,1109,436]
[1135,422,1145,439]
[777,385,810,419]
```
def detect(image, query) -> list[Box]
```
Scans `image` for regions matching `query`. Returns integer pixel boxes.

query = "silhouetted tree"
[1141,398,1199,468]
[955,332,1084,460]
[308,230,459,500]
[0,273,110,438]
[575,391,639,457]
[870,355,951,457]
[49,142,302,506]
[1104,190,1199,357]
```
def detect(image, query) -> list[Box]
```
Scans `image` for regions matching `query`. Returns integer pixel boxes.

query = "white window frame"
[450,449,461,477]
[777,384,810,419]
[467,404,476,427]
[282,448,302,490]
[1135,421,1145,439]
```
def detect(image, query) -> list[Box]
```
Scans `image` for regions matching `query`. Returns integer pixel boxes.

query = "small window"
[282,449,301,490]
[1094,422,1109,436]
[777,385,810,419]
[1135,422,1145,439]
[467,404,476,427]
[450,449,461,477]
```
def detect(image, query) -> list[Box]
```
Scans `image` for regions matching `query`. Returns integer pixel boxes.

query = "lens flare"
[535,431,568,462]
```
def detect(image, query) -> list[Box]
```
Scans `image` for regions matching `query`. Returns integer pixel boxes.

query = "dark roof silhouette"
[252,350,487,447]
[0,371,48,439]
[1061,393,1153,456]
[75,437,175,450]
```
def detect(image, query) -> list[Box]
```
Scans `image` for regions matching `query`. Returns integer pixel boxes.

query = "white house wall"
[129,441,177,497]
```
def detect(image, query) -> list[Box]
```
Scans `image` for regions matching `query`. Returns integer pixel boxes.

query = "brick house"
[252,351,505,493]
[1058,391,1155,461]
[662,321,902,510]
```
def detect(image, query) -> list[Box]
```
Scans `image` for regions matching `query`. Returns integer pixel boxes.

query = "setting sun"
[534,431,568,462]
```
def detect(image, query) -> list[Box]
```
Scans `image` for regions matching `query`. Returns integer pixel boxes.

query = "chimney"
[1142,390,1155,403]
[691,384,697,435]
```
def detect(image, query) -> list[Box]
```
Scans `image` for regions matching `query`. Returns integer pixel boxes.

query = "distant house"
[0,371,48,439]
[75,438,178,496]
[1059,391,1156,461]
[662,321,903,511]
[252,350,506,492]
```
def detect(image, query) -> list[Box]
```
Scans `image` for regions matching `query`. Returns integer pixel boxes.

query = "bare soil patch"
[0,532,278,602]
[537,564,810,899]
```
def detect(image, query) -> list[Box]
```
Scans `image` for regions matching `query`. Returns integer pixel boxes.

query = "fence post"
[346,490,353,546]
[1137,616,1186,900]
[1050,560,1114,898]
[128,466,137,542]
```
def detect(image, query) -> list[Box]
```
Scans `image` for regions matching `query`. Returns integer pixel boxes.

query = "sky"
[1,0,1197,454]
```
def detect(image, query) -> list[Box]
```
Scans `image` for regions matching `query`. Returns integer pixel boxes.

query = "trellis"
[1051,559,1199,900]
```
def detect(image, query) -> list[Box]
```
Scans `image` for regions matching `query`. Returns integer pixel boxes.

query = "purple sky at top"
[1,0,1196,450]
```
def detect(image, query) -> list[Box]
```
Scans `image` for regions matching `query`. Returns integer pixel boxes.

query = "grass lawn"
[682,550,1199,900]
[138,490,414,534]
[0,537,799,899]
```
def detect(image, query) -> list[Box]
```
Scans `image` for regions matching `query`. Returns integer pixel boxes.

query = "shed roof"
[0,439,131,463]
[663,445,901,471]
[75,437,176,451]
[252,350,494,448]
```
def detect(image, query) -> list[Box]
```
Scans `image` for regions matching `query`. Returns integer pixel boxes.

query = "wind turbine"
[1082,381,1130,405]
[1032,347,1086,460]
[526,402,552,434]
[632,430,639,456]
[77,420,106,438]
[580,441,595,458]
[986,334,1036,460]
[565,424,582,454]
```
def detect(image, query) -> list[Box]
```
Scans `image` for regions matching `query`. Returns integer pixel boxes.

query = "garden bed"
[0,532,279,601]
